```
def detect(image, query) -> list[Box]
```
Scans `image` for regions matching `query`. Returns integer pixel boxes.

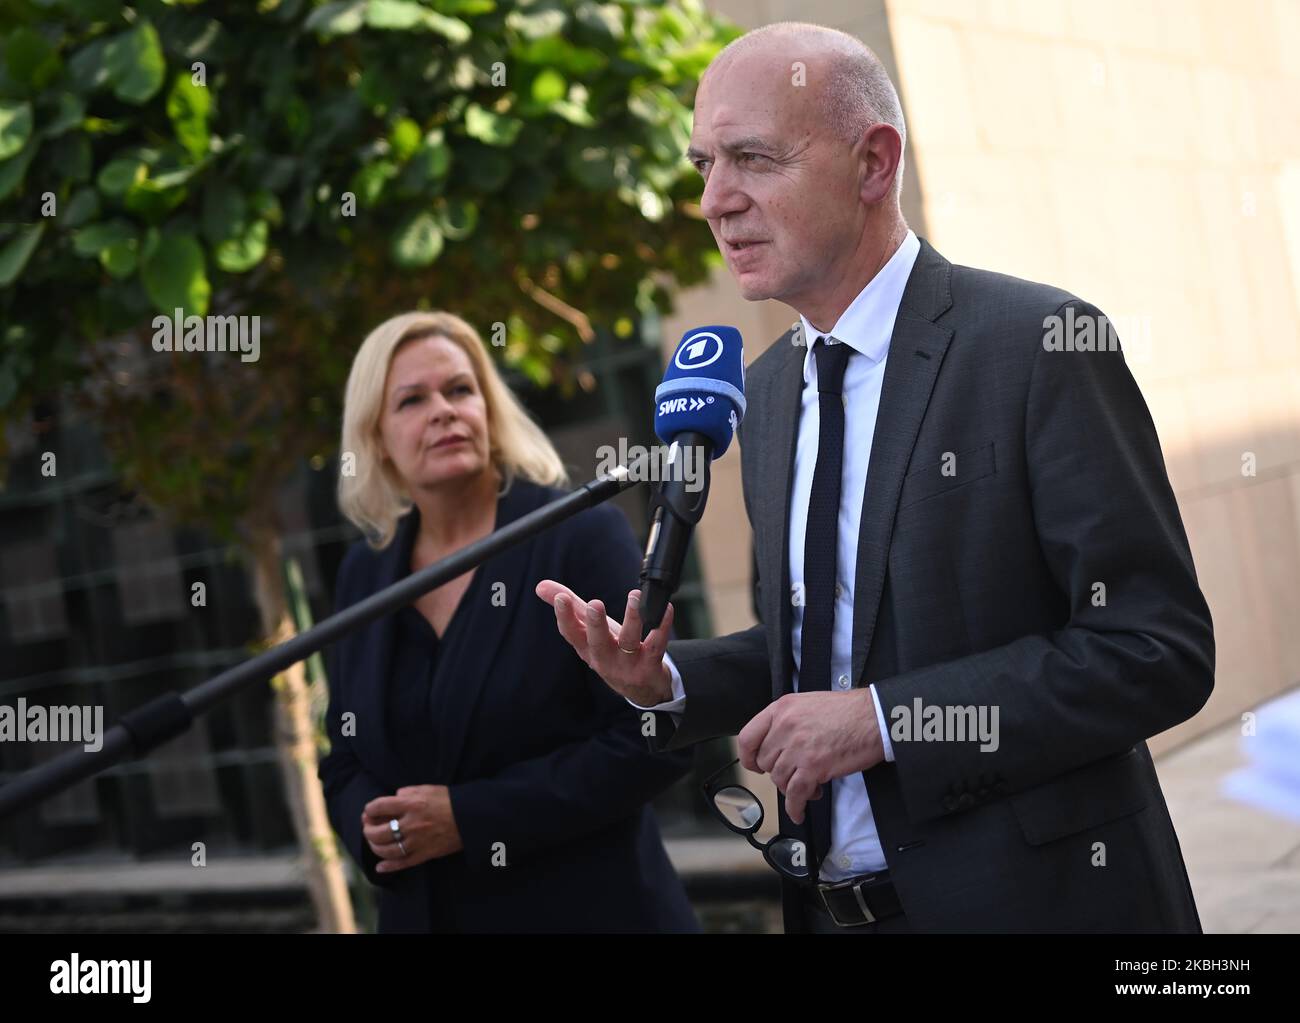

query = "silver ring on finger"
[396,838,408,856]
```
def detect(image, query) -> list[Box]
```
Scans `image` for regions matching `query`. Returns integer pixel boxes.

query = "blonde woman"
[318,311,699,933]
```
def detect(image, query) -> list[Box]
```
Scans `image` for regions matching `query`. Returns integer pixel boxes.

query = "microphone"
[638,326,746,635]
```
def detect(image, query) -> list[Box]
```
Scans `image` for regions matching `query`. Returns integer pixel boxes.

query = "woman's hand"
[362,785,463,873]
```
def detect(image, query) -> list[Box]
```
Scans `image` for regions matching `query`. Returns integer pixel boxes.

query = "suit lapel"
[434,479,544,779]
[761,335,804,701]
[352,507,420,790]
[850,239,954,684]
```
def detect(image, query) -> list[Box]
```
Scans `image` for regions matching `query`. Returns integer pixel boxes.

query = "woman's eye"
[399,395,420,408]
[453,384,472,396]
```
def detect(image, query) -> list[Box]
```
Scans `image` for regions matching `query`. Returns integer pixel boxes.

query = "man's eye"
[738,152,765,165]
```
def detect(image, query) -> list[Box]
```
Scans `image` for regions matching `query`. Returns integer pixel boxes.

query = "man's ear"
[858,122,903,205]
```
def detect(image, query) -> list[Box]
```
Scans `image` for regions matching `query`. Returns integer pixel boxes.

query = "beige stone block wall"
[884,0,1300,749]
[666,1,1299,752]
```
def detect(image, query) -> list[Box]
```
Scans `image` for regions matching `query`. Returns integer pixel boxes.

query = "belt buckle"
[817,874,879,928]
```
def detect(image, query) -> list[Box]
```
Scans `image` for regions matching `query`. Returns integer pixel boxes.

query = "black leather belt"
[802,870,903,927]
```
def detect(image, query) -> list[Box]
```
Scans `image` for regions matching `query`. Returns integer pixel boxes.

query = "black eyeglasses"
[701,758,813,886]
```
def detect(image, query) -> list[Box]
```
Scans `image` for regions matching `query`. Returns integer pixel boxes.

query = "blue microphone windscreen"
[654,326,746,458]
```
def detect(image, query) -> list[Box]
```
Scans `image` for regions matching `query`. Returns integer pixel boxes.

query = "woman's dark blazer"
[318,477,700,933]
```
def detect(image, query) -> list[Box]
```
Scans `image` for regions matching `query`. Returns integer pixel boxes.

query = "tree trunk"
[247,526,357,934]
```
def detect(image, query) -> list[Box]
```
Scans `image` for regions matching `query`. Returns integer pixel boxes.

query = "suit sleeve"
[653,624,771,749]
[875,299,1215,824]
[317,550,401,889]
[447,503,695,870]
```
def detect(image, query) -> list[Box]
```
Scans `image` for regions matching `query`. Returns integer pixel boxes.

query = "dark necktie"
[800,335,852,872]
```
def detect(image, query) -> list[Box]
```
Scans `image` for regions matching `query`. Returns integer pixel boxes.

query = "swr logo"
[658,396,709,415]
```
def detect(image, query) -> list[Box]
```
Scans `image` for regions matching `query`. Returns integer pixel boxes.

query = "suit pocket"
[899,441,997,509]
[1010,747,1149,845]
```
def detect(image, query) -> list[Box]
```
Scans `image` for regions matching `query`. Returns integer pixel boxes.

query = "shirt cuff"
[625,653,687,713]
[870,682,895,762]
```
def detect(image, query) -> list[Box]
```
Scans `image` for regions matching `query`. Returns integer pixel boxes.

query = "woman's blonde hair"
[338,311,569,549]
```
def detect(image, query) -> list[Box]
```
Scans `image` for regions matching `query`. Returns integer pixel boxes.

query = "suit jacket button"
[942,795,958,812]
[957,793,976,809]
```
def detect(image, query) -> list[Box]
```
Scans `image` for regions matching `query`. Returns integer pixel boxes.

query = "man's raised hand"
[535,582,675,708]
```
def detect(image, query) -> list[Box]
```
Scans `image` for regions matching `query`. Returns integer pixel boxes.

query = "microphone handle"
[638,432,714,636]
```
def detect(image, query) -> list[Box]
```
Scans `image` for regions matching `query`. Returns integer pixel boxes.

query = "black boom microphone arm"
[0,460,649,821]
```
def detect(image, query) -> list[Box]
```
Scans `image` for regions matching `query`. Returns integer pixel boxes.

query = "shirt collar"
[800,230,922,384]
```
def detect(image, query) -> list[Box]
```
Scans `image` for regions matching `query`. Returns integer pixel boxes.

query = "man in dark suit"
[537,22,1214,933]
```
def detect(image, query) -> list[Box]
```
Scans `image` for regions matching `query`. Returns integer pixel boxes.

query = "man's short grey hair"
[712,22,907,202]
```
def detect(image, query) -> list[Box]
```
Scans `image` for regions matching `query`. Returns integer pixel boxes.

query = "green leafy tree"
[0,0,736,931]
